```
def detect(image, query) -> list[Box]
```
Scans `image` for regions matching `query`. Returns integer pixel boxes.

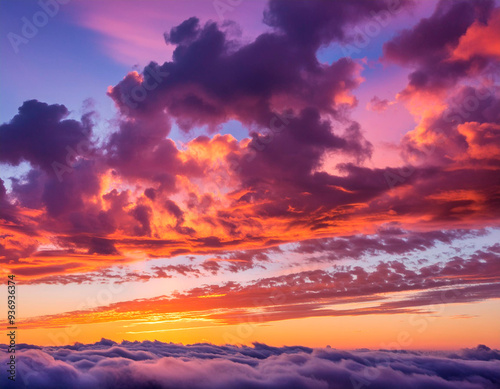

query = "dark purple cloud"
[383,0,497,97]
[0,100,94,173]
[164,199,196,235]
[264,0,413,49]
[0,342,498,389]
[56,236,120,256]
[224,109,374,229]
[9,161,102,221]
[108,0,409,132]
[130,204,153,236]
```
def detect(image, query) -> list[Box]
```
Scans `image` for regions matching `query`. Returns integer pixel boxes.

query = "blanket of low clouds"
[0,0,500,386]
[1,341,499,389]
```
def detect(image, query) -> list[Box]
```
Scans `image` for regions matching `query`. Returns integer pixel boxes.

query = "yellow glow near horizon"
[6,300,499,350]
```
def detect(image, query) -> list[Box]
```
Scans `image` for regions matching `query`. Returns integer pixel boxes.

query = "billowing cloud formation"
[110,0,410,129]
[383,0,497,98]
[0,0,499,292]
[0,100,94,172]
[0,341,499,388]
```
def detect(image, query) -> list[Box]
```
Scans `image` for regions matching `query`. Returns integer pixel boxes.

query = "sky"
[0,0,499,367]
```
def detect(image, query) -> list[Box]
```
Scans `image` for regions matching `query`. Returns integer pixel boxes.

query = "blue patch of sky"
[0,0,129,123]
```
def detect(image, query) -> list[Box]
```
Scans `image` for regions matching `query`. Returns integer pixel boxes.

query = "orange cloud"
[452,9,500,61]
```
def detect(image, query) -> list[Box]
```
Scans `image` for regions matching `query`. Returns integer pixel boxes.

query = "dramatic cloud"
[0,342,498,389]
[13,227,487,285]
[0,100,94,173]
[264,0,413,48]
[8,243,499,330]
[0,9,499,374]
[109,0,412,130]
[383,0,497,98]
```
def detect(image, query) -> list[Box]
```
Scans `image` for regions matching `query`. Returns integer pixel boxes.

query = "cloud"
[152,264,201,277]
[383,0,497,98]
[452,8,500,61]
[8,243,500,329]
[264,0,413,48]
[367,96,392,112]
[108,0,408,130]
[0,100,94,173]
[293,227,486,260]
[0,342,498,388]
[0,0,499,283]
[19,227,483,285]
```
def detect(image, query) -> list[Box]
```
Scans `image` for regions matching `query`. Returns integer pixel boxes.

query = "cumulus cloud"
[0,100,94,173]
[0,341,498,389]
[383,0,497,98]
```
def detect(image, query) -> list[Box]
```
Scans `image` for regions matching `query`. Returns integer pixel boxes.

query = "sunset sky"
[1,0,499,357]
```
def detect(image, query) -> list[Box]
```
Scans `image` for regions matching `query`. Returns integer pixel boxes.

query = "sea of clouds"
[1,340,499,388]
